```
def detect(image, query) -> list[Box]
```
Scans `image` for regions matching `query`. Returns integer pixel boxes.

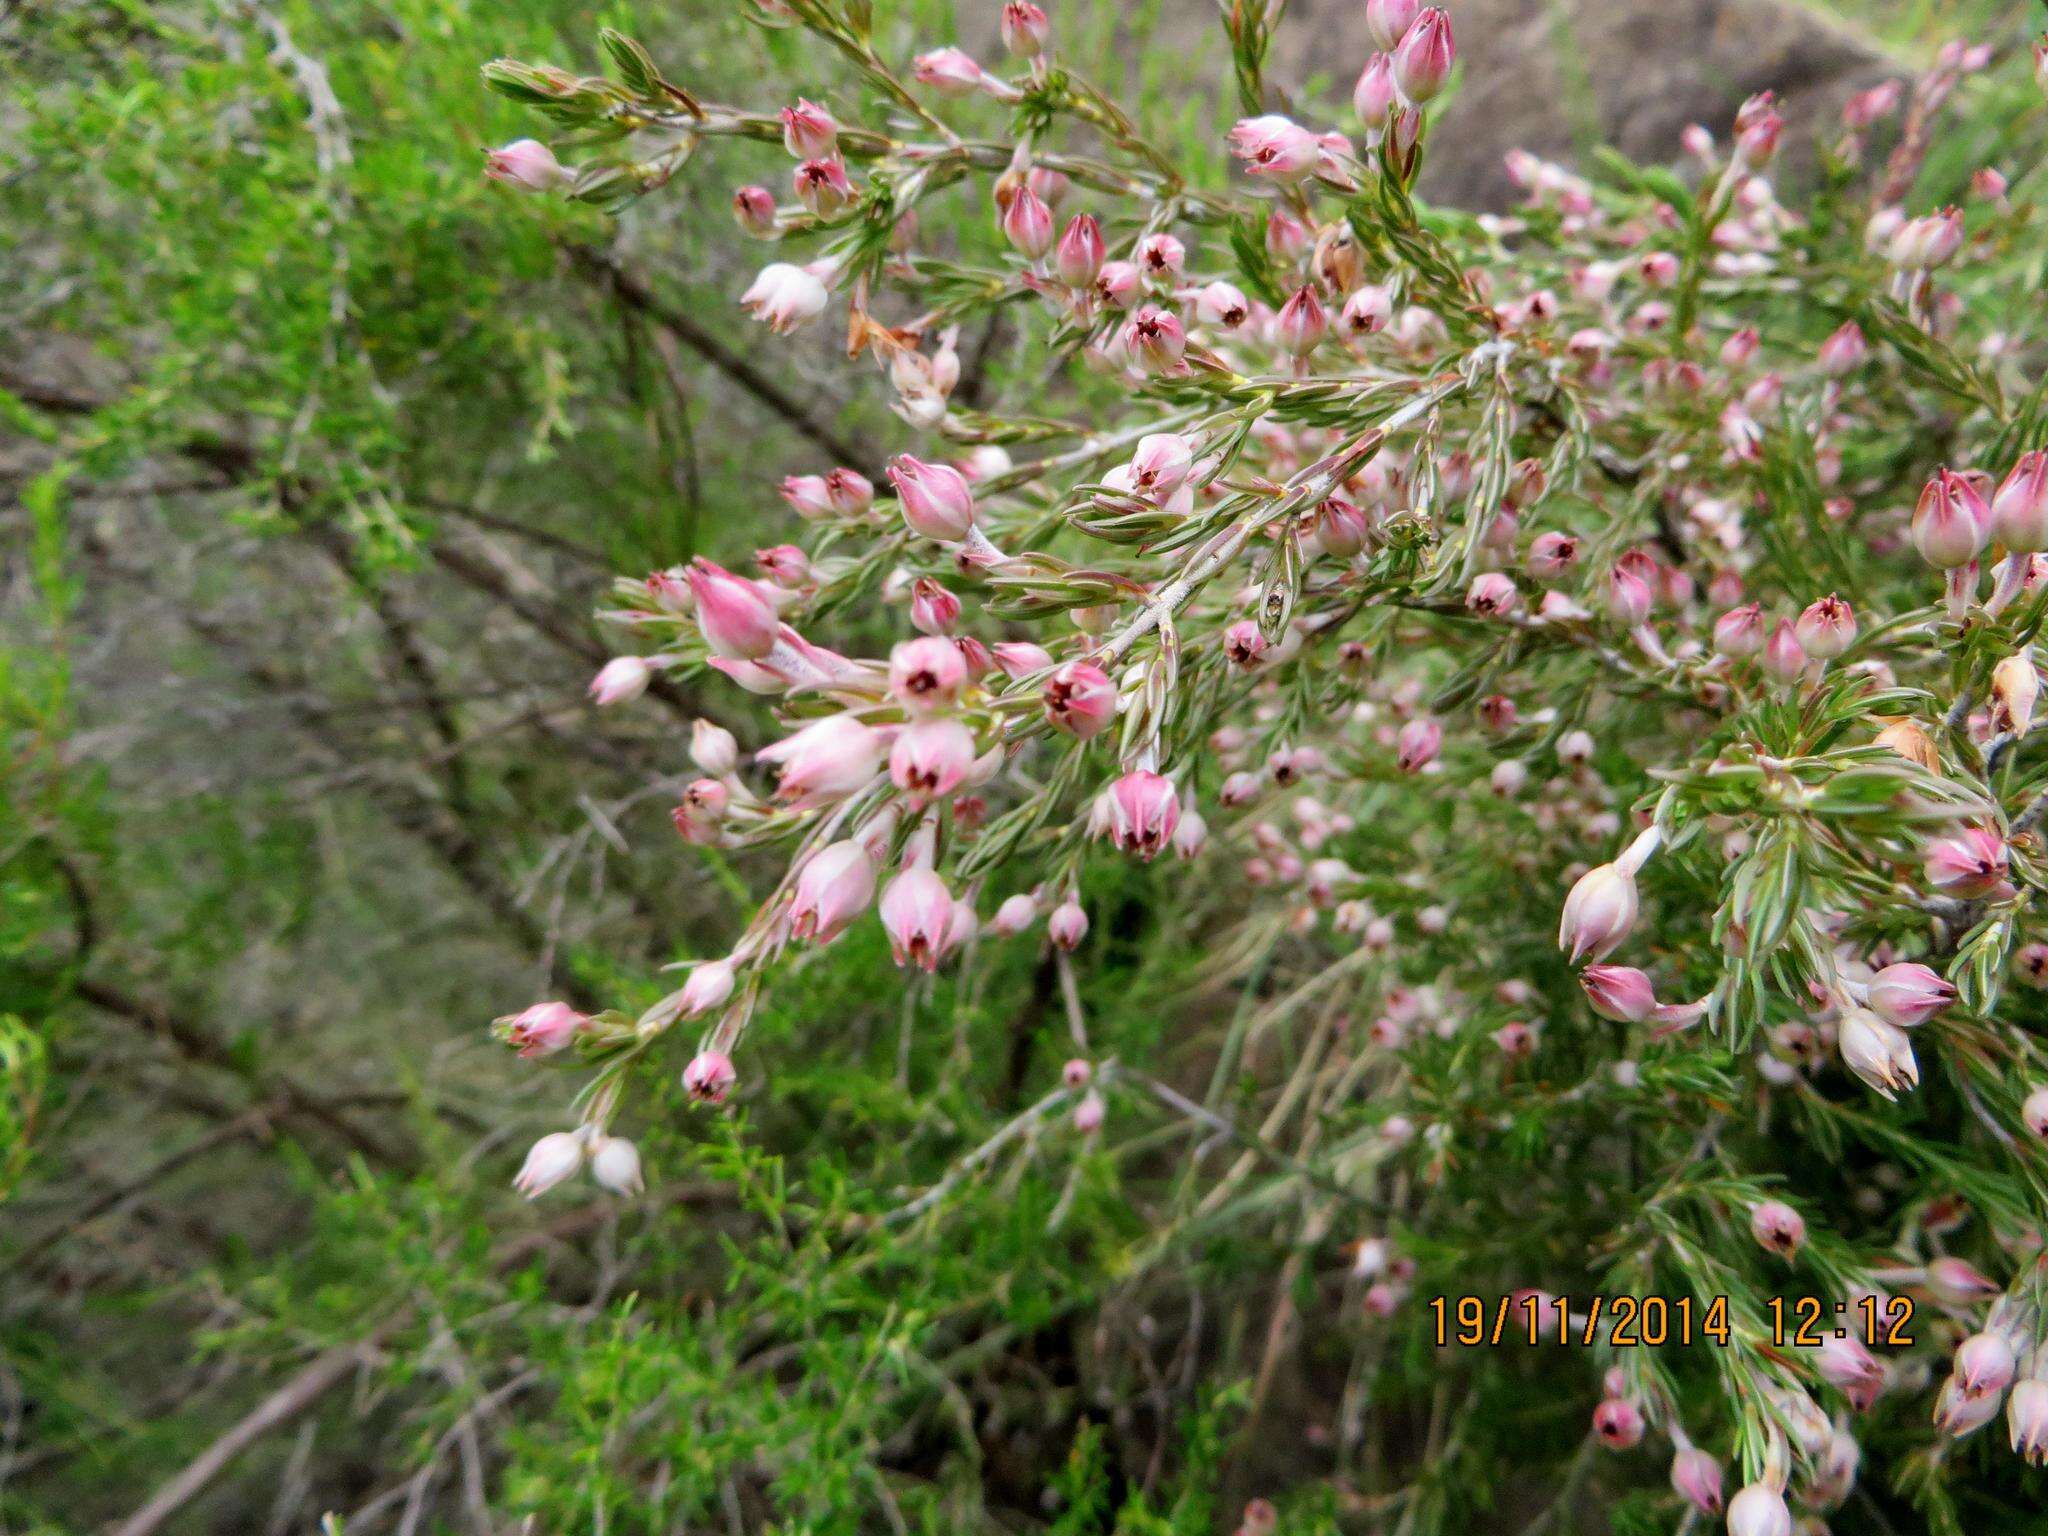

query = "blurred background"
[0,1,2038,1531]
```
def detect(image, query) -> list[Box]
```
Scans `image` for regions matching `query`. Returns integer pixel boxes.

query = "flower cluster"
[480,5,2048,1521]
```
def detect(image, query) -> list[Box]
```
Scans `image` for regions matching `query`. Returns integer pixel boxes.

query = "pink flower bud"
[1123,305,1186,372]
[1002,185,1055,258]
[887,454,977,541]
[1129,433,1196,499]
[1072,1088,1105,1132]
[1992,451,2048,552]
[881,867,958,970]
[1712,603,1765,657]
[1104,770,1180,859]
[1048,898,1090,950]
[889,636,968,713]
[779,473,835,521]
[913,47,988,95]
[1605,564,1654,626]
[1927,1255,2000,1307]
[1044,661,1118,738]
[1592,1398,1643,1450]
[590,656,653,706]
[1733,104,1784,168]
[1913,467,1991,569]
[1364,0,1421,50]
[1889,206,1964,269]
[1467,572,1519,617]
[1866,962,1954,1028]
[683,1049,737,1104]
[1396,717,1441,773]
[1390,8,1455,103]
[1055,214,1105,288]
[1955,1331,2018,1400]
[1813,1331,1884,1407]
[758,715,882,805]
[2010,1379,2048,1462]
[1725,1483,1791,1536]
[588,1134,644,1195]
[789,840,878,941]
[1094,260,1141,310]
[1062,1057,1092,1088]
[1339,284,1393,339]
[890,717,977,801]
[1353,52,1399,125]
[1317,496,1373,558]
[1227,115,1321,181]
[500,1001,589,1058]
[991,892,1038,936]
[485,139,568,192]
[1558,861,1637,962]
[1135,233,1186,281]
[740,261,829,334]
[1000,0,1049,57]
[1580,965,1656,1023]
[513,1131,584,1197]
[780,98,838,159]
[1173,808,1209,858]
[1817,320,1868,375]
[1525,531,1577,580]
[1274,286,1327,356]
[1924,825,2008,897]
[1761,619,1807,684]
[1749,1199,1805,1257]
[732,184,778,236]
[688,721,739,777]
[1670,1448,1723,1515]
[1794,594,1856,658]
[993,641,1056,679]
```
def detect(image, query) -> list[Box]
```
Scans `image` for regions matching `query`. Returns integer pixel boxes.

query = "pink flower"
[826,467,873,514]
[880,867,957,970]
[1605,564,1653,626]
[2010,1380,2048,1463]
[1353,52,1399,126]
[1889,206,1964,269]
[1953,1331,2018,1399]
[1665,1449,1722,1515]
[1527,531,1578,580]
[788,841,877,942]
[781,98,838,159]
[1104,770,1180,859]
[890,717,977,801]
[1094,260,1141,309]
[1924,825,2008,897]
[993,641,1056,679]
[732,185,777,236]
[485,139,568,192]
[1196,281,1251,328]
[687,559,780,660]
[1813,1331,1885,1409]
[683,1050,737,1104]
[1839,1008,1919,1099]
[1043,662,1117,738]
[1072,1089,1105,1133]
[1761,619,1807,684]
[1220,115,1318,182]
[888,454,977,542]
[1364,0,1421,50]
[1122,305,1186,372]
[1318,497,1372,558]
[1466,572,1518,617]
[679,960,736,1018]
[499,1001,588,1058]
[1866,962,1954,1027]
[1817,320,1868,374]
[794,156,855,217]
[1712,603,1764,657]
[589,656,652,706]
[1390,8,1455,102]
[588,1134,644,1195]
[1749,1199,1805,1257]
[990,892,1038,936]
[513,1132,583,1197]
[1396,717,1441,773]
[740,262,829,334]
[1224,619,1268,668]
[757,715,882,804]
[1725,1484,1791,1536]
[1000,0,1049,56]
[1592,1398,1643,1450]
[889,637,968,713]
[1128,433,1195,499]
[1055,214,1105,289]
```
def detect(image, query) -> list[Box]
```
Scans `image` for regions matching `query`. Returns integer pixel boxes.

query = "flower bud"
[1227,115,1321,181]
[891,717,977,801]
[1866,963,1954,1028]
[1049,898,1090,950]
[1952,1331,2017,1399]
[499,1001,589,1058]
[590,656,653,706]
[485,139,568,192]
[589,1134,645,1195]
[1761,620,1806,684]
[1558,861,1637,962]
[740,262,830,334]
[1123,305,1186,372]
[1580,965,1656,1023]
[1592,1398,1643,1449]
[1725,1484,1791,1536]
[1390,9,1455,102]
[1670,1447,1723,1515]
[1000,0,1049,57]
[1073,1088,1105,1132]
[889,636,969,713]
[2009,1379,2048,1462]
[1913,468,1992,569]
[881,867,957,970]
[1364,0,1421,50]
[1274,286,1327,355]
[780,99,837,159]
[1002,185,1055,258]
[1353,52,1399,126]
[1605,564,1654,626]
[1839,1007,1919,1099]
[888,455,977,541]
[1055,214,1105,289]
[1396,717,1441,773]
[1195,280,1251,329]
[1817,320,1868,375]
[759,715,882,805]
[1924,825,2009,898]
[513,1131,584,1197]
[1104,770,1181,859]
[1713,603,1765,657]
[913,47,988,95]
[1992,451,2048,552]
[1794,594,1856,658]
[2024,1083,2048,1136]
